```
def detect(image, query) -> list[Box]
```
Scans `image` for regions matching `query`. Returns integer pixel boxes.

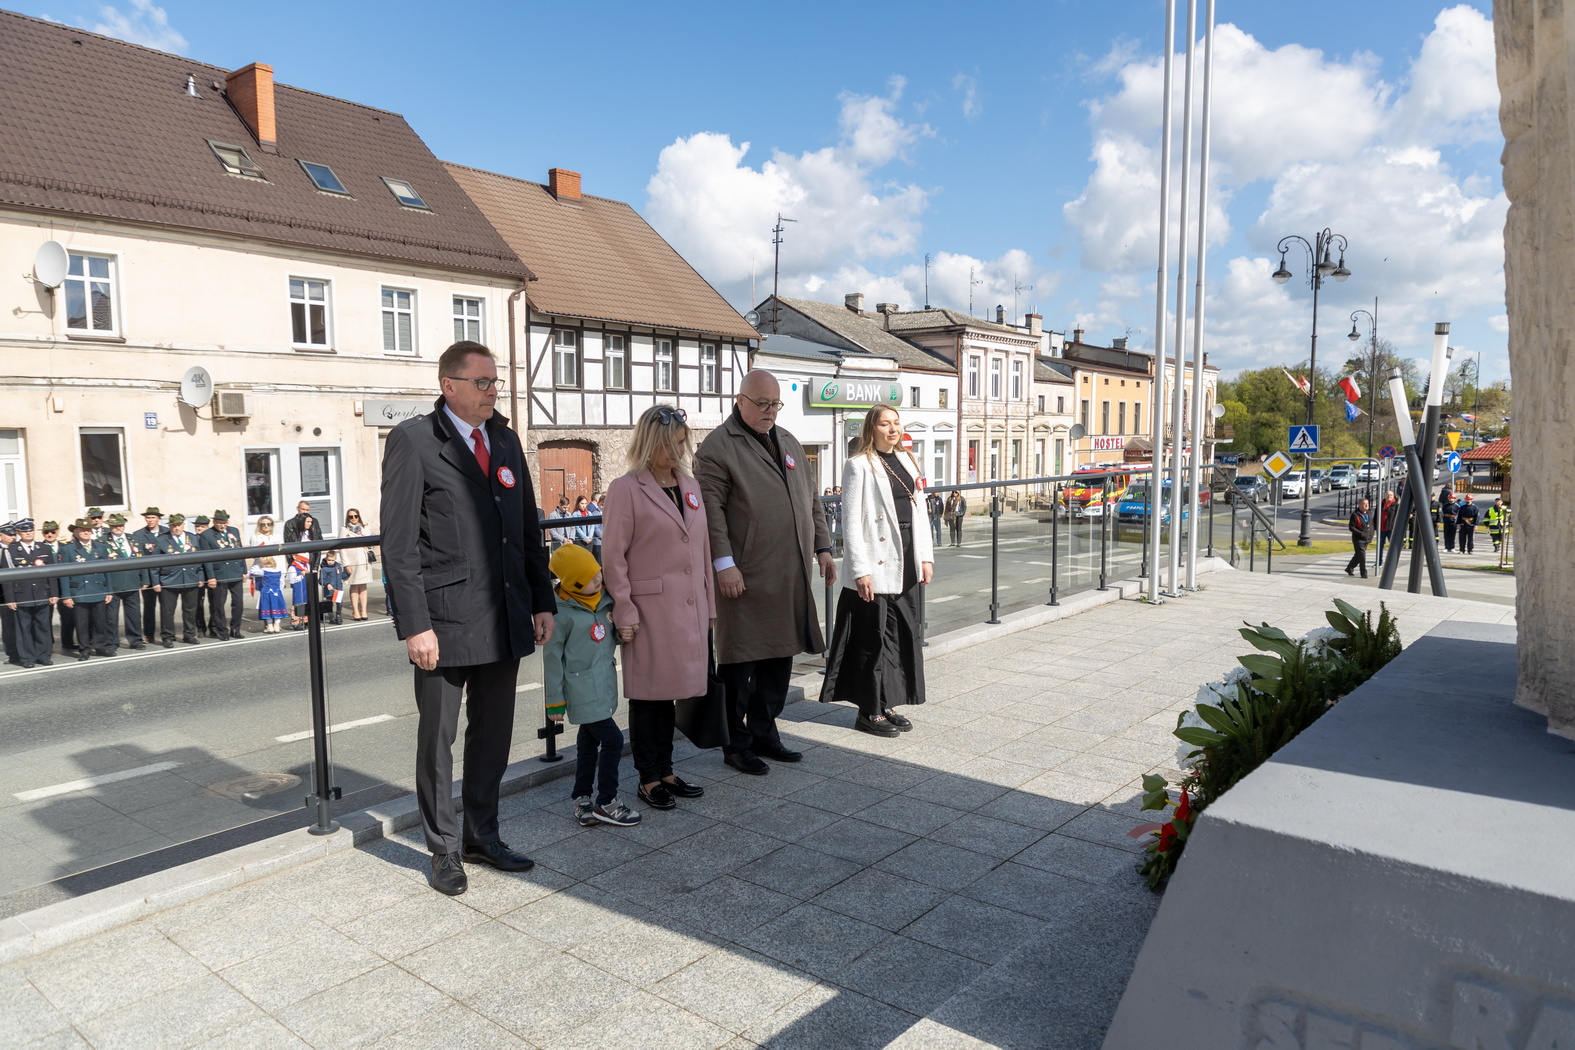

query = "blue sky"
[32,0,1506,382]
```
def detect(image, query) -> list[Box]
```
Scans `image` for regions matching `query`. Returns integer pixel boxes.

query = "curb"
[0,558,1232,964]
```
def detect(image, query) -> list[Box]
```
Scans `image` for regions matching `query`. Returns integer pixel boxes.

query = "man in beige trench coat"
[695,370,836,775]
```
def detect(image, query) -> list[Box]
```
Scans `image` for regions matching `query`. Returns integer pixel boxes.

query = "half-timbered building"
[445,164,757,509]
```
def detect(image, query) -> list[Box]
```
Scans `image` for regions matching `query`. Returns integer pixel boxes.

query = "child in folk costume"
[251,555,288,632]
[287,552,310,630]
[542,543,639,828]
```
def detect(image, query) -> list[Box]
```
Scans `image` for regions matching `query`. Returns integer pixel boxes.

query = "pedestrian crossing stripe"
[1288,425,1320,452]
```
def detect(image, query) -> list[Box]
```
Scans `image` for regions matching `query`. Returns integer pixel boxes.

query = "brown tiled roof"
[0,11,528,278]
[772,297,955,373]
[444,164,758,341]
[1460,435,1510,460]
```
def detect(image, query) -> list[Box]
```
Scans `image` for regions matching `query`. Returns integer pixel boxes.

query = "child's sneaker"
[591,797,641,827]
[573,796,598,827]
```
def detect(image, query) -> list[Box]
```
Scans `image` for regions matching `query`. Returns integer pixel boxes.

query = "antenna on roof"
[771,213,796,334]
[924,253,931,309]
[969,267,984,317]
[1013,277,1034,323]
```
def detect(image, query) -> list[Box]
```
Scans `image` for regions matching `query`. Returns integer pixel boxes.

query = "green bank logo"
[820,383,839,402]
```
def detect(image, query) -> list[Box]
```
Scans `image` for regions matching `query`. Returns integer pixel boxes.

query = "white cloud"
[85,0,187,54]
[952,73,981,120]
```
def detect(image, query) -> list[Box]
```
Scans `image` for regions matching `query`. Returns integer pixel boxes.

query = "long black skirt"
[822,523,926,717]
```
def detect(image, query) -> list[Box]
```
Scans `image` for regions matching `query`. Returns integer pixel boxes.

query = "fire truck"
[1057,464,1136,521]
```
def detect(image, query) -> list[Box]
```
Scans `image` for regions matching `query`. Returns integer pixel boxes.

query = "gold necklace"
[873,450,913,500]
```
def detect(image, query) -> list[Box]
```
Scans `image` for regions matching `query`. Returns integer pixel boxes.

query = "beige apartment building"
[0,13,529,531]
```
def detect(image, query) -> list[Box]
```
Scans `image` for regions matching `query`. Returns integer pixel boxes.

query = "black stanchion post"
[987,488,1001,625]
[1229,502,1238,567]
[1098,478,1110,591]
[1140,489,1150,578]
[1048,483,1060,606]
[303,550,340,835]
[1249,514,1257,574]
[537,709,565,762]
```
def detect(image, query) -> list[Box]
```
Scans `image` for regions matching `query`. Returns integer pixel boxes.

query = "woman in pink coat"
[602,405,716,811]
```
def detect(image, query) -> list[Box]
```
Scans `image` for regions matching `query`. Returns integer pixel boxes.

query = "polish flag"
[1337,375,1362,402]
[1282,369,1310,394]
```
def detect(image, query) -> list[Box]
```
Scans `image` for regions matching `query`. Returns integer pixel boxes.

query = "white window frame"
[938,388,949,410]
[700,342,719,393]
[604,333,628,390]
[1134,403,1143,435]
[64,250,121,336]
[380,286,417,355]
[78,426,129,512]
[910,386,921,408]
[452,296,484,343]
[932,440,950,486]
[289,276,333,350]
[244,447,283,524]
[966,356,980,398]
[990,358,1002,400]
[1011,360,1023,401]
[1,429,29,521]
[553,329,580,388]
[654,339,675,393]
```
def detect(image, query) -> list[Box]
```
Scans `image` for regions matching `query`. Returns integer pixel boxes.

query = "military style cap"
[193,515,211,525]
[107,514,128,526]
[168,513,186,525]
[69,519,94,533]
[0,522,17,536]
[212,510,230,520]
[15,519,36,531]
[87,507,105,517]
[41,521,59,532]
[142,507,162,517]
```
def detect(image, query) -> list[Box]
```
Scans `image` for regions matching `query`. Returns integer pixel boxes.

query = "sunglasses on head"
[655,407,687,426]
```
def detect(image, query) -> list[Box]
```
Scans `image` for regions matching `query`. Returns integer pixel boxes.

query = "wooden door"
[536,442,594,514]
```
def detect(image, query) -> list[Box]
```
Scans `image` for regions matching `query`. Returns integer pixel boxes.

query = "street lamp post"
[1273,228,1351,546]
[1348,303,1379,503]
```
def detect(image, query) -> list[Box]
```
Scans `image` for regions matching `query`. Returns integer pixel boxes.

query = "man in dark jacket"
[59,520,114,660]
[1346,497,1376,579]
[2,519,59,668]
[130,508,167,645]
[102,514,148,650]
[155,514,211,647]
[1456,493,1481,554]
[283,502,322,544]
[381,341,557,896]
[199,510,247,639]
[1440,489,1459,552]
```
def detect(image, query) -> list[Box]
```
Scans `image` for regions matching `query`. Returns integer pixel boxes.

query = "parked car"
[1329,464,1356,489]
[1357,460,1382,482]
[1310,468,1330,492]
[1280,471,1307,499]
[1231,475,1269,503]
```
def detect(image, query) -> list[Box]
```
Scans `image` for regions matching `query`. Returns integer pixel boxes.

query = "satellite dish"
[1069,423,1087,440]
[179,365,214,407]
[1212,403,1227,419]
[744,309,761,327]
[33,241,68,289]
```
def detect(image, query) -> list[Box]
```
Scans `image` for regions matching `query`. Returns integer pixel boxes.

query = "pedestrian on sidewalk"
[1376,491,1398,568]
[1,519,59,668]
[603,405,712,810]
[1456,494,1480,554]
[695,370,834,776]
[1486,497,1508,551]
[339,509,375,621]
[60,519,115,659]
[1440,489,1459,553]
[103,514,148,649]
[1345,497,1376,579]
[319,551,347,624]
[822,405,934,736]
[250,553,288,632]
[381,340,557,898]
[926,489,944,547]
[945,491,967,547]
[544,542,640,828]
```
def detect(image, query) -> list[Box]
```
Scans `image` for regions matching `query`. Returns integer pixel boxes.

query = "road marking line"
[959,555,986,560]
[1026,561,1054,566]
[275,714,395,743]
[15,761,180,802]
[515,683,541,693]
[930,595,960,603]
[1022,577,1050,584]
[978,586,1012,592]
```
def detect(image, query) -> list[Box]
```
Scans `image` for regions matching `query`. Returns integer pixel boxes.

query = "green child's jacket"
[542,591,619,725]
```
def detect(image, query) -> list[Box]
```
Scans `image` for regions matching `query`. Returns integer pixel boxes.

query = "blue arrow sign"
[1288,425,1320,453]
[1446,451,1462,474]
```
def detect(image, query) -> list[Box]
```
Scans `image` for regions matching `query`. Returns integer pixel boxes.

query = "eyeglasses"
[347,514,361,519]
[739,396,785,412]
[445,375,505,392]
[654,407,688,426]
[259,521,274,527]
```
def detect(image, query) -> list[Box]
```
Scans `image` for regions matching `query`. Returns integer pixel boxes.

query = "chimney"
[548,168,582,201]
[1026,313,1042,336]
[996,305,1006,324]
[845,293,865,313]
[1113,336,1129,350]
[1073,327,1085,344]
[876,302,899,314]
[225,63,277,153]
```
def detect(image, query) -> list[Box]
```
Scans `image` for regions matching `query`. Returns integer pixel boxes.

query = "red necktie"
[471,428,490,477]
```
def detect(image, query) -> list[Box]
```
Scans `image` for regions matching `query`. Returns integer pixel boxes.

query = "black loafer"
[661,776,705,798]
[856,715,900,738]
[638,783,677,809]
[429,852,468,895]
[461,840,535,872]
[76,652,90,662]
[883,710,913,732]
[724,751,770,776]
[757,746,803,763]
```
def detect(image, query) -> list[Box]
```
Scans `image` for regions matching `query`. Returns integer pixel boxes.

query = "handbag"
[673,639,729,749]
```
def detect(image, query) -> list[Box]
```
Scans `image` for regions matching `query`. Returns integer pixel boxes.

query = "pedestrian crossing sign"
[1263,451,1294,478]
[1288,425,1320,453]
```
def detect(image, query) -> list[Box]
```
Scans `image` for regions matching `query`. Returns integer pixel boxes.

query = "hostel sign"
[810,379,902,409]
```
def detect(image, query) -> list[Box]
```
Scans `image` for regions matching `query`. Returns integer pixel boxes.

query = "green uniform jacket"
[198,526,247,582]
[155,532,210,588]
[102,534,149,592]
[59,539,112,602]
[542,592,620,725]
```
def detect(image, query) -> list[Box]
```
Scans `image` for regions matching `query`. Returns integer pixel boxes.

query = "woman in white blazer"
[821,405,935,735]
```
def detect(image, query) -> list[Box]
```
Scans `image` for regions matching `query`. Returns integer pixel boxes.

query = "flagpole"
[1147,0,1176,605]
[1167,0,1198,596]
[1184,0,1215,590]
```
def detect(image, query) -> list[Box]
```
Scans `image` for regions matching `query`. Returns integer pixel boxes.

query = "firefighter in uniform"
[155,514,210,646]
[59,519,115,660]
[199,510,247,640]
[38,521,66,657]
[2,519,59,668]
[0,521,17,665]
[130,507,167,645]
[103,514,148,649]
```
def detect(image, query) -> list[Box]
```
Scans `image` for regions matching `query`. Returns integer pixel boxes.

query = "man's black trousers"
[413,659,519,856]
[718,655,793,756]
[159,586,199,643]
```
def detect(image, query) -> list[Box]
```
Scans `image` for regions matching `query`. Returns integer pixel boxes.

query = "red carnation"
[1174,789,1191,823]
[1158,822,1178,853]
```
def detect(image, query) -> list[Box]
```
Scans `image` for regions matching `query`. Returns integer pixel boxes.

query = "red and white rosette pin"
[686,491,701,511]
[590,623,607,642]
[784,453,796,469]
[497,466,516,488]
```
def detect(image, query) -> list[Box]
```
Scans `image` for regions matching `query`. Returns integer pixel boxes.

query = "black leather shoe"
[461,840,535,872]
[76,652,90,662]
[883,710,913,732]
[162,641,174,649]
[661,776,704,798]
[638,783,677,809]
[856,714,900,738]
[183,638,200,645]
[20,663,34,670]
[429,852,468,895]
[724,751,770,775]
[130,642,146,650]
[37,660,52,666]
[756,746,803,763]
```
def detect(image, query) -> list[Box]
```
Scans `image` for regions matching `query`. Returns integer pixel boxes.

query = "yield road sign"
[1447,431,1462,450]
[1288,425,1320,453]
[1263,451,1294,478]
[1378,445,1397,459]
[1446,451,1462,473]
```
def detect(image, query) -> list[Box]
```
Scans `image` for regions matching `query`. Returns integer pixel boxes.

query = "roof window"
[299,161,350,195]
[207,140,264,179]
[381,177,429,210]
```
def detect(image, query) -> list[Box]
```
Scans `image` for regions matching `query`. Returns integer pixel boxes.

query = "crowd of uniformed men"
[0,507,253,669]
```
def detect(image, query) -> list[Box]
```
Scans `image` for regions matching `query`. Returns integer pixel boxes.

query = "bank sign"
[809,379,902,409]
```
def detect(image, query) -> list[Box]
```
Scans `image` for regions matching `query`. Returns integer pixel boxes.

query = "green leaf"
[1238,653,1284,679]
[1174,727,1223,746]
[1332,597,1364,623]
[1325,610,1356,636]
[1142,773,1168,792]
[1193,703,1236,734]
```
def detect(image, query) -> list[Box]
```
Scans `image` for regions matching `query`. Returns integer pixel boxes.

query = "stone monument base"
[1104,621,1575,1049]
